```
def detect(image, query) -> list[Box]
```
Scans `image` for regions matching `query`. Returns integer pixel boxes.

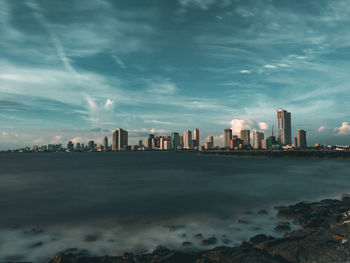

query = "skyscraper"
[277,109,292,145]
[297,129,307,149]
[118,128,128,150]
[171,132,180,150]
[253,131,264,149]
[194,128,200,147]
[240,129,250,147]
[88,140,95,150]
[224,129,232,149]
[67,141,74,152]
[103,136,108,151]
[184,130,192,149]
[112,130,119,151]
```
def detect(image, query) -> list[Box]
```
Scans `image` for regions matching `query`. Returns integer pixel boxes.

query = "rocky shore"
[47,195,350,263]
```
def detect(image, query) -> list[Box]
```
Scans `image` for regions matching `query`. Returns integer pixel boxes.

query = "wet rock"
[249,234,270,245]
[258,209,268,215]
[274,224,291,232]
[201,237,217,246]
[84,234,99,242]
[222,238,231,244]
[29,241,43,248]
[194,233,203,239]
[168,225,185,232]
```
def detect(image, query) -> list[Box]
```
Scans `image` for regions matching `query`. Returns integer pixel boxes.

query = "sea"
[1,152,350,262]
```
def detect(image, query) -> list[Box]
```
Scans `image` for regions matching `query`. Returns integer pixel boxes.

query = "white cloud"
[240,70,251,74]
[230,119,253,135]
[258,122,269,130]
[263,64,277,69]
[104,99,115,111]
[179,0,228,10]
[1,131,8,136]
[147,80,178,94]
[112,55,126,69]
[337,122,350,135]
[318,126,326,132]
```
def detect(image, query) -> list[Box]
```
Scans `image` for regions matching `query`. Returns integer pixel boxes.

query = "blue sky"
[1,0,350,149]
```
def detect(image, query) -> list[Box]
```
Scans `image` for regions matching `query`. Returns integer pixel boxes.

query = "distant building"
[138,140,143,147]
[179,135,184,147]
[160,136,171,150]
[88,141,95,150]
[253,131,264,149]
[103,136,108,151]
[118,128,128,150]
[67,141,74,152]
[297,129,307,149]
[76,142,81,151]
[224,129,232,149]
[262,136,279,150]
[194,128,200,147]
[293,137,298,148]
[230,137,243,149]
[112,130,118,151]
[171,132,180,150]
[277,109,292,145]
[208,136,213,145]
[240,129,250,147]
[184,130,193,149]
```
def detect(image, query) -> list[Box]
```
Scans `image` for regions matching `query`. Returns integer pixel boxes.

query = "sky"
[1,0,350,149]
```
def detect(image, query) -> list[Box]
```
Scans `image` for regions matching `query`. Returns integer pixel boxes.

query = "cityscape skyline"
[4,108,350,152]
[1,0,350,149]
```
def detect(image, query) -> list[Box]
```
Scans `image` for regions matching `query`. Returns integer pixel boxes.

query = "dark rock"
[168,225,185,232]
[258,210,268,215]
[29,241,43,248]
[84,234,99,242]
[194,233,203,239]
[24,228,43,234]
[236,219,248,224]
[222,238,231,244]
[249,234,270,245]
[274,224,291,232]
[201,237,217,246]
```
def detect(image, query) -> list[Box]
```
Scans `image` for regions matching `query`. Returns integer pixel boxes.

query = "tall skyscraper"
[293,137,298,148]
[184,130,193,149]
[67,141,74,152]
[118,128,128,150]
[88,140,95,150]
[297,129,307,149]
[179,135,184,147]
[112,130,119,151]
[208,136,213,144]
[224,129,232,149]
[277,109,292,145]
[171,132,180,150]
[240,129,250,147]
[194,128,200,147]
[103,136,108,151]
[253,131,264,149]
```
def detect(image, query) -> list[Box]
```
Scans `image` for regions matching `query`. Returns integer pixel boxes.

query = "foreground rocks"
[48,195,350,263]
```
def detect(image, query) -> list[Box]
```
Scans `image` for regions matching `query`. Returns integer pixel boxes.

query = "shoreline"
[47,194,350,263]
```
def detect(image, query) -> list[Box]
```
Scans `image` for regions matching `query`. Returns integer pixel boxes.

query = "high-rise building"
[230,137,243,149]
[208,136,213,145]
[138,140,143,147]
[179,135,184,147]
[76,142,81,151]
[253,131,264,149]
[160,136,171,150]
[118,128,128,150]
[184,130,192,149]
[88,140,95,150]
[224,129,232,149]
[194,128,200,147]
[240,129,251,147]
[293,137,298,148]
[103,136,108,151]
[277,109,292,145]
[297,129,307,149]
[112,130,119,151]
[67,141,74,152]
[171,132,180,150]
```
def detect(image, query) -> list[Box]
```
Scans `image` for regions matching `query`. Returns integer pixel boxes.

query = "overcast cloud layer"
[1,0,350,149]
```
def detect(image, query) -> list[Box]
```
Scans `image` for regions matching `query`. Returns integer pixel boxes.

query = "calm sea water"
[1,152,350,262]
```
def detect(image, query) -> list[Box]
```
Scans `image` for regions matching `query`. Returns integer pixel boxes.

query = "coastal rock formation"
[48,195,350,263]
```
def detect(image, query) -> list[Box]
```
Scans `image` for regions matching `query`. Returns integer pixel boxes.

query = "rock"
[258,209,268,215]
[249,234,270,245]
[194,233,203,239]
[30,241,43,248]
[24,228,43,234]
[201,237,217,246]
[274,224,291,232]
[222,238,231,244]
[168,225,185,232]
[84,234,99,242]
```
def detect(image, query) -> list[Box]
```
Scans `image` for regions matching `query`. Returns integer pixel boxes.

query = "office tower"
[224,129,232,149]
[171,132,180,150]
[146,134,155,150]
[230,137,243,149]
[138,140,143,147]
[277,109,292,145]
[208,136,214,144]
[297,129,307,149]
[194,128,200,147]
[179,135,184,147]
[240,129,250,147]
[76,142,81,151]
[160,136,171,150]
[117,128,128,150]
[88,140,95,150]
[293,137,298,148]
[184,130,193,149]
[67,141,74,152]
[253,131,264,149]
[112,130,119,151]
[103,136,108,151]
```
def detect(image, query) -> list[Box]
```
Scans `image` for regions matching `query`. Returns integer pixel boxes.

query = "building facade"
[297,129,307,149]
[253,131,264,149]
[224,129,232,149]
[240,129,251,147]
[277,109,292,145]
[184,130,193,149]
[194,128,200,147]
[103,136,108,151]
